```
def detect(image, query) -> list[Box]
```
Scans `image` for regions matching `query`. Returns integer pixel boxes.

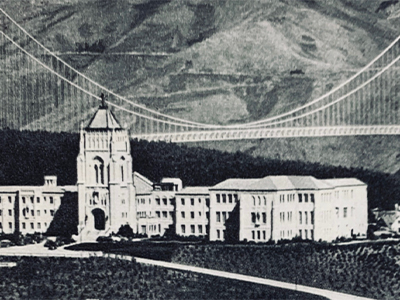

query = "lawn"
[0,256,325,300]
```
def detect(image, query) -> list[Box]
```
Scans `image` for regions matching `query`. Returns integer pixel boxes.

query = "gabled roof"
[133,172,153,195]
[86,107,122,130]
[210,178,261,191]
[176,186,210,195]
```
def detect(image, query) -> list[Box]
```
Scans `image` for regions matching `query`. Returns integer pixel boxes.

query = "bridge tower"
[77,95,135,240]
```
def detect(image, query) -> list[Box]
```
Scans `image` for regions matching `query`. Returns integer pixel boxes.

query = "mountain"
[4,0,400,174]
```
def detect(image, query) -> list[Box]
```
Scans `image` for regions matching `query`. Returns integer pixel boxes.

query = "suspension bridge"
[1,8,400,143]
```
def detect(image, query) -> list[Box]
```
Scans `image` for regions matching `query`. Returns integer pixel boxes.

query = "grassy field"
[68,239,400,300]
[0,256,326,300]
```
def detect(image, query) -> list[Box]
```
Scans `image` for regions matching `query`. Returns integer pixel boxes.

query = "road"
[0,243,375,300]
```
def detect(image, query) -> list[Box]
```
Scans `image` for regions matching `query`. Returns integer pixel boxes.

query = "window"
[228,194,232,203]
[44,210,47,214]
[253,196,256,206]
[181,198,185,205]
[252,231,255,240]
[37,223,41,230]
[191,225,195,234]
[22,197,25,204]
[50,210,54,216]
[198,198,201,204]
[8,222,12,229]
[190,198,194,206]
[311,229,314,240]
[50,197,54,204]
[198,225,203,234]
[8,209,12,216]
[217,230,220,239]
[257,230,261,240]
[162,211,167,218]
[234,194,238,202]
[310,194,315,203]
[163,198,167,206]
[311,212,314,225]
[264,196,267,205]
[305,230,308,239]
[262,212,266,223]
[37,210,40,217]
[122,199,126,204]
[121,165,124,182]
[156,198,161,205]
[31,210,34,216]
[199,211,202,217]
[344,207,348,218]
[181,225,185,234]
[156,211,160,218]
[298,194,302,203]
[304,194,308,203]
[222,194,226,203]
[8,196,12,203]
[37,197,40,203]
[30,223,34,229]
[222,212,227,222]
[0,210,2,216]
[216,194,220,203]
[305,212,308,224]
[191,211,195,219]
[299,212,302,225]
[263,231,266,240]
[299,229,302,238]
[251,212,256,223]
[22,223,25,229]
[216,212,221,222]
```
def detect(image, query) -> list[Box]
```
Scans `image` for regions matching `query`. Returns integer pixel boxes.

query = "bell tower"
[77,95,135,240]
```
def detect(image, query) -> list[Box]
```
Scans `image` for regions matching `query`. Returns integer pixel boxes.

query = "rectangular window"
[156,198,161,205]
[251,212,256,223]
[8,196,12,203]
[37,197,40,203]
[181,225,185,234]
[50,197,54,204]
[37,210,40,217]
[37,223,41,230]
[181,198,185,205]
[0,210,2,216]
[311,211,314,225]
[30,197,34,204]
[304,194,308,203]
[216,194,220,203]
[222,212,226,222]
[198,211,202,217]
[31,210,34,216]
[216,212,221,222]
[252,230,255,240]
[311,229,314,240]
[30,223,34,229]
[299,229,302,238]
[8,209,12,216]
[198,225,203,234]
[257,230,261,240]
[198,198,201,204]
[50,210,54,216]
[162,211,167,218]
[344,207,348,218]
[8,222,12,229]
[262,212,266,223]
[263,231,266,240]
[298,194,302,203]
[156,211,160,218]
[190,225,195,234]
[299,212,302,225]
[181,211,185,219]
[228,194,233,203]
[191,211,195,219]
[310,194,315,203]
[222,194,226,203]
[44,210,47,214]
[217,230,220,239]
[163,198,167,205]
[22,197,25,204]
[305,229,308,239]
[305,212,308,225]
[234,194,238,202]
[22,222,26,229]
[190,198,194,206]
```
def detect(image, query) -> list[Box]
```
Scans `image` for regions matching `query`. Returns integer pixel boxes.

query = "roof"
[322,178,366,187]
[210,176,333,191]
[133,172,153,195]
[176,186,210,195]
[377,211,398,228]
[86,107,122,130]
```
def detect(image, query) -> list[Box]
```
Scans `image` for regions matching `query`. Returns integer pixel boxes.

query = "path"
[0,243,375,300]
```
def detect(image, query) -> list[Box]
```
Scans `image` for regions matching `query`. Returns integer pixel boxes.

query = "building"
[0,101,369,243]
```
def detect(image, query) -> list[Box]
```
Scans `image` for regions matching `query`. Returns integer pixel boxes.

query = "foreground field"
[170,241,400,300]
[0,256,325,300]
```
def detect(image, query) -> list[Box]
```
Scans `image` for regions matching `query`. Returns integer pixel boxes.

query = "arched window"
[93,157,104,185]
[120,157,125,182]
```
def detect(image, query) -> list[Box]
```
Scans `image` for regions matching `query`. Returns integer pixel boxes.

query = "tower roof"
[86,94,122,130]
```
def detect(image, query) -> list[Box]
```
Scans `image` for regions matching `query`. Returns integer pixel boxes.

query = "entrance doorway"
[92,208,105,230]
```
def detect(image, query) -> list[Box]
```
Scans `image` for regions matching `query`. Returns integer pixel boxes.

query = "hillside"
[3,0,400,173]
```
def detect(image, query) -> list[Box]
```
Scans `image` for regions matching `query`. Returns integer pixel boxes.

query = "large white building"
[0,103,369,242]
